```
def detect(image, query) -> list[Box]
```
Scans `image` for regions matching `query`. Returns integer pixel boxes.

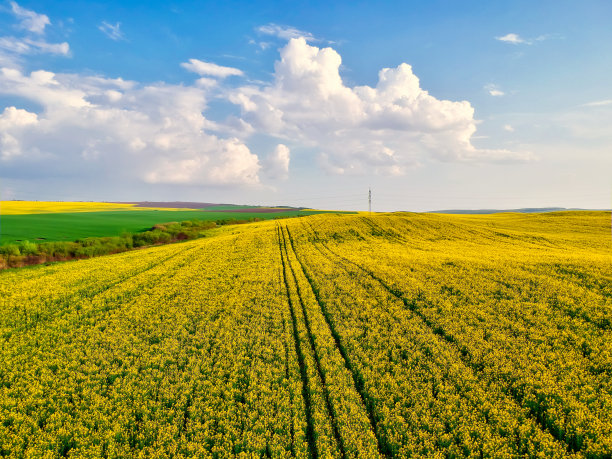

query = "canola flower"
[0,211,610,457]
[0,201,194,215]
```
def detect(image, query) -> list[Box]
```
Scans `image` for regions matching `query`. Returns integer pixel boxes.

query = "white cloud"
[496,33,528,44]
[0,37,69,56]
[495,33,560,46]
[181,58,243,78]
[485,84,505,96]
[262,144,290,180]
[0,2,69,63]
[582,99,612,107]
[98,21,124,41]
[0,36,30,54]
[230,38,529,174]
[0,18,529,190]
[256,23,316,42]
[0,67,261,186]
[144,138,260,185]
[10,1,50,34]
[0,106,38,159]
[503,124,514,132]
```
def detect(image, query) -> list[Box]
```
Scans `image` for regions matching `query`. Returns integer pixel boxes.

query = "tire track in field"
[359,216,407,243]
[280,225,347,459]
[301,221,581,454]
[281,314,296,457]
[276,225,317,459]
[284,226,388,458]
[277,260,297,458]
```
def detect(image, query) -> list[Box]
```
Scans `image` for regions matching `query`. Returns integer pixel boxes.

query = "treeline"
[0,217,267,269]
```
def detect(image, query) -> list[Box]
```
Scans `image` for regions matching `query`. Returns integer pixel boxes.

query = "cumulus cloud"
[262,144,290,180]
[98,21,124,41]
[10,1,50,34]
[0,7,528,191]
[0,67,261,186]
[504,124,514,132]
[0,106,38,159]
[230,38,529,174]
[181,58,243,78]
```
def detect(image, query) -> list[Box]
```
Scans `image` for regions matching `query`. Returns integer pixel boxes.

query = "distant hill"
[115,201,220,209]
[426,207,610,214]
[115,202,308,211]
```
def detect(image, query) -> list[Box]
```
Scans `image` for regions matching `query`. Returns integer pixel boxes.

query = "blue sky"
[0,0,610,210]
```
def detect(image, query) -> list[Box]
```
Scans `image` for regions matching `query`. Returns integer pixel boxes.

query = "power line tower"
[368,188,371,214]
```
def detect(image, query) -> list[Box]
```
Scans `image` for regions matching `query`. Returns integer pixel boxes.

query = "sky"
[0,0,610,211]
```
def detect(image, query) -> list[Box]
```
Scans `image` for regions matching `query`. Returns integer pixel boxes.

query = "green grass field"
[0,209,337,244]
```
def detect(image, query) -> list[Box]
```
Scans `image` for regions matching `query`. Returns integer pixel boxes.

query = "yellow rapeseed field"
[0,211,610,457]
[0,201,189,215]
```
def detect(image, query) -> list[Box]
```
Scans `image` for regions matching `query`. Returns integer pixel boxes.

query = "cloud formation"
[98,21,124,41]
[0,106,38,159]
[582,99,612,107]
[262,144,290,180]
[0,6,528,194]
[1,2,69,64]
[495,33,559,46]
[256,24,316,42]
[0,68,261,186]
[10,1,49,34]
[485,84,505,96]
[496,33,527,44]
[231,38,529,174]
[181,59,244,78]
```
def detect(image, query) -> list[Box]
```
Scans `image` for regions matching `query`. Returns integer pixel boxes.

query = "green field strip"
[0,209,337,244]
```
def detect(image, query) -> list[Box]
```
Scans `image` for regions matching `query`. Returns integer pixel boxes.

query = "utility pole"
[368,188,371,214]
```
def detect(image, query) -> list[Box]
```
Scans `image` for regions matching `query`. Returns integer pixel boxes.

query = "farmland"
[0,211,610,457]
[0,202,336,244]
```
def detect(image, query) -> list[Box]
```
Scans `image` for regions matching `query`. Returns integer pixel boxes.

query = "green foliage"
[0,243,20,257]
[19,240,38,255]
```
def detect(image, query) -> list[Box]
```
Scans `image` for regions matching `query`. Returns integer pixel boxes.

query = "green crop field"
[0,209,336,244]
[1,211,610,457]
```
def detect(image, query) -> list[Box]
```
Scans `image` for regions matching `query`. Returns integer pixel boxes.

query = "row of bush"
[0,217,266,269]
